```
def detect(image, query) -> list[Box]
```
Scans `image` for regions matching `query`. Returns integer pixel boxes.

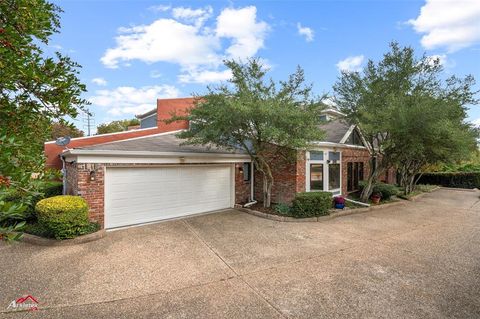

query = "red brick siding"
[254,147,303,204]
[341,148,371,195]
[235,163,251,204]
[65,163,249,229]
[379,167,397,185]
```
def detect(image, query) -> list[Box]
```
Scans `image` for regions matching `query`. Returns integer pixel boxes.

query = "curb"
[238,200,404,223]
[438,186,479,193]
[20,230,106,246]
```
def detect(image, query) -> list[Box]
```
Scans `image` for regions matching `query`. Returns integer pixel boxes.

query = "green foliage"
[170,58,325,207]
[0,200,27,242]
[35,195,89,239]
[359,181,399,200]
[24,221,99,239]
[334,42,478,199]
[417,172,480,189]
[291,192,332,218]
[96,119,140,134]
[273,203,291,215]
[0,0,87,241]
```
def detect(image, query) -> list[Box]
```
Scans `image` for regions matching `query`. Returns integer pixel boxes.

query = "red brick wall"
[254,147,304,204]
[341,148,371,195]
[45,98,195,170]
[65,162,249,229]
[235,163,251,204]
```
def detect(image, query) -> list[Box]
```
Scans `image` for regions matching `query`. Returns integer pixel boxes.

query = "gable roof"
[319,119,352,143]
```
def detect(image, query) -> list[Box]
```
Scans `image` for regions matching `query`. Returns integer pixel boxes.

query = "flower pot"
[371,196,381,204]
[335,203,345,209]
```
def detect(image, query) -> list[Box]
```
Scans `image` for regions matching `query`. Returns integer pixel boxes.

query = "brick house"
[50,98,395,229]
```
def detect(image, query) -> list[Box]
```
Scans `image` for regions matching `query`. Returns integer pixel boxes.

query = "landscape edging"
[20,229,106,246]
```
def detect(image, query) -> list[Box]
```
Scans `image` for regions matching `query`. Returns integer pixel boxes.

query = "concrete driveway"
[1,188,479,318]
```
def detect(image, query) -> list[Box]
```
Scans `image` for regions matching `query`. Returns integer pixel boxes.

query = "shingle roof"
[78,131,246,154]
[319,119,352,143]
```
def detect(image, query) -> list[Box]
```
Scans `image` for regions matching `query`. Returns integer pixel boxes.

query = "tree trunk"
[256,157,274,208]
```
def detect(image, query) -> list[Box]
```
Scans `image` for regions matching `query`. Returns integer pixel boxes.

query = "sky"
[49,0,480,133]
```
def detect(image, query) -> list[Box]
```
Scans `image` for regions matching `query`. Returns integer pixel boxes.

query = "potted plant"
[371,192,382,204]
[333,196,346,209]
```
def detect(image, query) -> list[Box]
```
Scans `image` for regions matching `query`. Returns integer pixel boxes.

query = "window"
[346,129,364,146]
[242,163,251,181]
[310,151,323,161]
[310,164,323,190]
[328,164,340,190]
[319,115,328,121]
[329,151,340,162]
[347,162,365,192]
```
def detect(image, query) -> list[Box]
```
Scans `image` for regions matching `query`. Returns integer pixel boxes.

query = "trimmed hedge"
[417,172,480,189]
[35,195,89,239]
[359,181,398,200]
[291,192,332,218]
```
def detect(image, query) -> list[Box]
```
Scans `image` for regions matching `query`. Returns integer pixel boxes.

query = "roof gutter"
[62,149,251,159]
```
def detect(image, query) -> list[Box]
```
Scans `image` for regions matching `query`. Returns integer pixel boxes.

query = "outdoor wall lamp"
[89,170,96,181]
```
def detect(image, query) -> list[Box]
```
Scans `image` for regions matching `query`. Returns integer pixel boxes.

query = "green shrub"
[291,192,332,218]
[35,195,89,239]
[274,203,291,215]
[359,181,398,200]
[417,172,480,189]
[42,181,63,198]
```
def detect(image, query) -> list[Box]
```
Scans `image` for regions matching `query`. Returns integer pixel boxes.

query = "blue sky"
[49,0,480,133]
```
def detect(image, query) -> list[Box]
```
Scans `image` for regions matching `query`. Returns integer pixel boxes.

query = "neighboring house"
[54,98,395,230]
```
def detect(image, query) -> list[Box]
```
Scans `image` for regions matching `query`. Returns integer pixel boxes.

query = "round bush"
[291,192,332,218]
[35,195,89,239]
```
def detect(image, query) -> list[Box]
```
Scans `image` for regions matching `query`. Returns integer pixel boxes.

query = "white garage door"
[105,165,233,229]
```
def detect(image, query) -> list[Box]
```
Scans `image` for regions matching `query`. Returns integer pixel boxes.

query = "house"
[52,98,395,230]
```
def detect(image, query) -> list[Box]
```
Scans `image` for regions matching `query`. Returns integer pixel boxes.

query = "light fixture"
[89,170,96,181]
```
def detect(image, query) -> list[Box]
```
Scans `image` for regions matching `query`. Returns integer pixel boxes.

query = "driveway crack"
[182,220,288,318]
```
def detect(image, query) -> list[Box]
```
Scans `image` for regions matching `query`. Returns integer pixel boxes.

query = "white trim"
[138,112,156,121]
[321,108,345,117]
[310,141,367,150]
[250,161,255,201]
[230,164,235,208]
[45,126,160,144]
[339,125,356,144]
[64,149,250,159]
[305,149,342,194]
[64,153,250,164]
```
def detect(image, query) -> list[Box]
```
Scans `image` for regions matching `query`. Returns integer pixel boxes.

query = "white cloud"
[336,55,365,72]
[408,0,480,51]
[297,23,314,42]
[179,69,232,84]
[91,77,107,86]
[471,118,480,127]
[149,5,171,12]
[89,85,180,116]
[215,6,269,59]
[172,6,212,26]
[101,6,269,84]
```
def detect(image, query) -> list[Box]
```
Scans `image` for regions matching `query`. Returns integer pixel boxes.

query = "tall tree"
[169,59,325,207]
[0,0,88,241]
[96,118,140,135]
[333,42,477,201]
[50,121,84,140]
[0,0,88,183]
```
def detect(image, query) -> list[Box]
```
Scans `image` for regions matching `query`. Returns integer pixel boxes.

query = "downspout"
[243,162,257,208]
[60,154,67,195]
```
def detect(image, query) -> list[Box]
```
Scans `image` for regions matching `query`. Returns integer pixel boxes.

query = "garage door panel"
[105,165,233,228]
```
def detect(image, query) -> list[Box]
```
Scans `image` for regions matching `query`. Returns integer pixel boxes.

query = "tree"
[389,94,477,194]
[50,121,84,140]
[0,0,88,240]
[169,59,325,207]
[333,42,477,201]
[96,119,140,134]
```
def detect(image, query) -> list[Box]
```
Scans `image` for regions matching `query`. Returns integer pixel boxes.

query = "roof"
[319,119,352,143]
[76,131,247,155]
[136,108,156,119]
